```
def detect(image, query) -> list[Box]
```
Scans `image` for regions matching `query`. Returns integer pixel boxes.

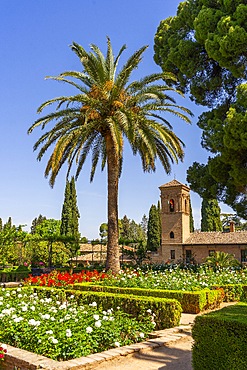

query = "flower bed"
[25,267,247,291]
[0,287,155,361]
[25,269,107,286]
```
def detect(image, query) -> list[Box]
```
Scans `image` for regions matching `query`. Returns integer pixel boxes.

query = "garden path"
[93,302,236,370]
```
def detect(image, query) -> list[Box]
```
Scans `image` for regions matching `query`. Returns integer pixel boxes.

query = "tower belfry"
[159,180,191,261]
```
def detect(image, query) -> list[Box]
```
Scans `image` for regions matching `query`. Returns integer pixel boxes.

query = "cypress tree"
[60,177,80,239]
[201,198,222,232]
[157,200,162,246]
[190,200,195,232]
[147,204,160,251]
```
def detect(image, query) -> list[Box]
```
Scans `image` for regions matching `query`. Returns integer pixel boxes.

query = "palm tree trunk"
[105,134,120,273]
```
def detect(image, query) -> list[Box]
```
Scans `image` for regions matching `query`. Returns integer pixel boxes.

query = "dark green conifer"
[147,204,160,251]
[201,198,222,232]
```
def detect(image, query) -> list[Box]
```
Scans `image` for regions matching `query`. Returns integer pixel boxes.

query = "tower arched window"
[170,231,174,239]
[169,199,174,212]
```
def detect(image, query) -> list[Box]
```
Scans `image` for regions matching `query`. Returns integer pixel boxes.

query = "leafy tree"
[28,38,191,273]
[154,0,247,218]
[31,215,47,234]
[120,215,131,241]
[35,219,62,268]
[119,216,146,244]
[221,213,247,231]
[0,218,3,232]
[99,223,108,243]
[140,214,148,239]
[147,204,161,251]
[0,221,28,265]
[123,241,149,266]
[201,198,222,232]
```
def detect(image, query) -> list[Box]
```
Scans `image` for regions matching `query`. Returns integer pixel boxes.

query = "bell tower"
[159,180,191,261]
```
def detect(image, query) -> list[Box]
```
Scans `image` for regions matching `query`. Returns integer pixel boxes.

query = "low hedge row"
[211,284,247,302]
[33,286,182,330]
[0,271,30,282]
[192,303,247,370]
[72,283,222,313]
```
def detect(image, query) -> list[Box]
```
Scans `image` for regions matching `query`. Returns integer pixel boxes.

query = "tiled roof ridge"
[159,179,189,188]
[184,229,247,245]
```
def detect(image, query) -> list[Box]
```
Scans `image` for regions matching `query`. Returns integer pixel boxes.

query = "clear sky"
[0,0,232,239]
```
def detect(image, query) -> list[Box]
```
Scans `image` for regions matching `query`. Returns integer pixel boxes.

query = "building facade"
[156,179,247,264]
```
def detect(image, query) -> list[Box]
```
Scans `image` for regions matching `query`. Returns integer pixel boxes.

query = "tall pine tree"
[201,198,222,232]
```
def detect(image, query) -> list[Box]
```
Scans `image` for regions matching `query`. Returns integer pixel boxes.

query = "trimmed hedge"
[33,286,182,330]
[72,283,222,313]
[0,271,30,282]
[211,284,243,302]
[192,303,247,370]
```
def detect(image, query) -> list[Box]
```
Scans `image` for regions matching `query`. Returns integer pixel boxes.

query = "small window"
[170,250,175,260]
[241,250,247,263]
[185,250,192,263]
[170,231,174,239]
[169,199,174,212]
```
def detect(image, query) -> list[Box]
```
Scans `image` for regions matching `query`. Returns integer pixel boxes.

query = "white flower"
[13,317,23,323]
[46,330,53,335]
[17,294,22,298]
[41,314,50,320]
[28,319,40,326]
[49,336,58,344]
[66,329,72,337]
[139,333,145,338]
[95,320,101,328]
[21,306,28,312]
[89,301,97,307]
[103,316,108,321]
[93,314,99,321]
[30,306,35,311]
[114,342,120,347]
[86,326,93,333]
[147,309,152,314]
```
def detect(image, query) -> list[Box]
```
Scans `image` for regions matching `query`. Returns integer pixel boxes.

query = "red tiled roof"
[184,231,247,245]
[159,179,190,189]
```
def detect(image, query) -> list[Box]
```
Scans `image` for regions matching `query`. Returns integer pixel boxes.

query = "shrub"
[192,303,247,370]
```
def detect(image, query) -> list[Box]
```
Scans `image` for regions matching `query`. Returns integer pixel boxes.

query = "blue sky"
[0,0,232,238]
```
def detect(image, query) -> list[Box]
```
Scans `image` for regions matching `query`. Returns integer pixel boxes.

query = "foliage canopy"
[154,0,247,218]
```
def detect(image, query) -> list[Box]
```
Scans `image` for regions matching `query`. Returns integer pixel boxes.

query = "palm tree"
[28,38,192,273]
[205,251,240,270]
